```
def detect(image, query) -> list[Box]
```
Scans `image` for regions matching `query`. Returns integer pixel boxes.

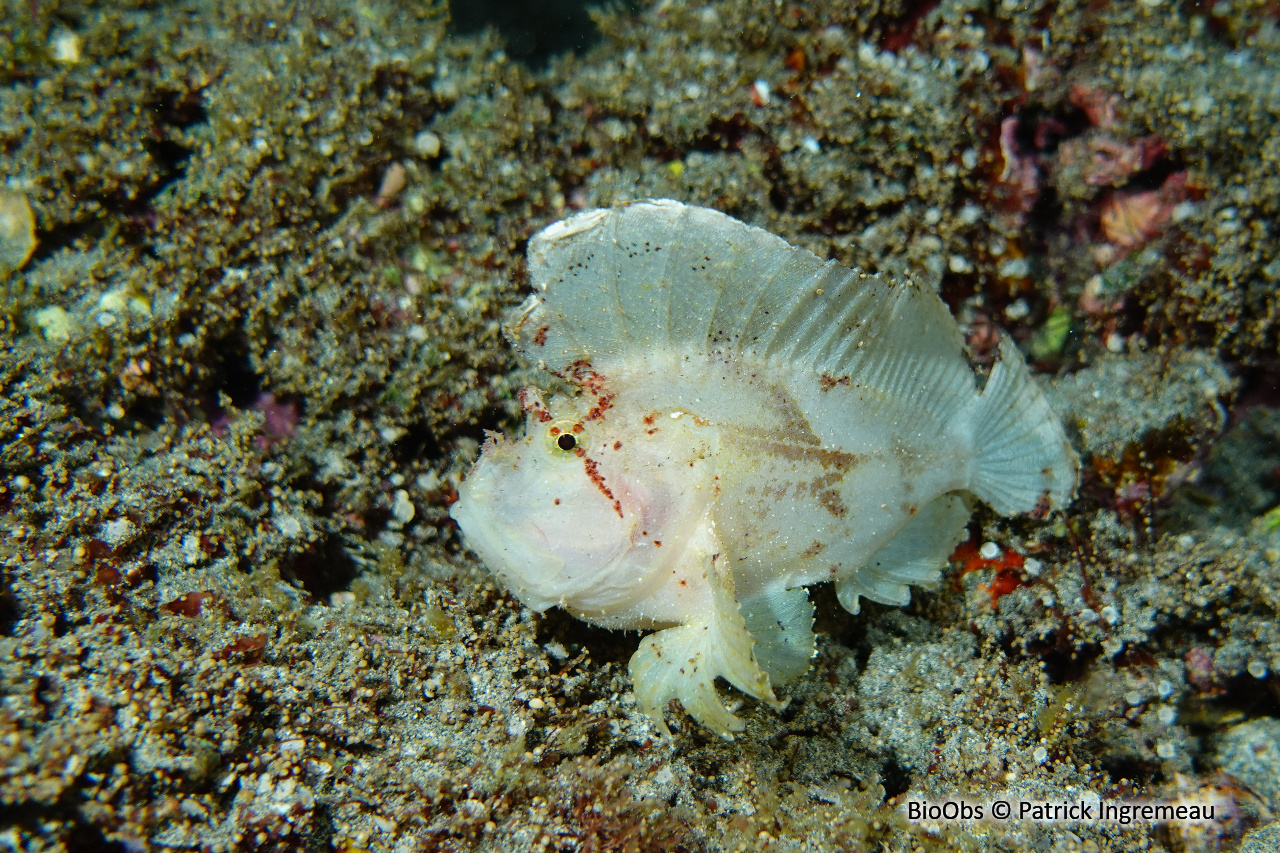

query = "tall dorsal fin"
[515,199,974,424]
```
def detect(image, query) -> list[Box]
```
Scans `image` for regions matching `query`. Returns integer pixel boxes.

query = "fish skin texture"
[450,199,1079,739]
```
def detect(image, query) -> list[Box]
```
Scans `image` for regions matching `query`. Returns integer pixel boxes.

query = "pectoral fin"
[836,493,971,615]
[740,585,816,686]
[628,555,780,739]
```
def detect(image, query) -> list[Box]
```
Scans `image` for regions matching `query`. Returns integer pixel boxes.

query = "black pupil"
[557,433,576,451]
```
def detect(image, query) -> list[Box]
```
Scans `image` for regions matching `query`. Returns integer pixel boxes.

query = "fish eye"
[547,419,585,453]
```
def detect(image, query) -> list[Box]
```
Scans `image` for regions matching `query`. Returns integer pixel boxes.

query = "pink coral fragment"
[1070,83,1119,130]
[1099,171,1188,251]
[1085,135,1168,187]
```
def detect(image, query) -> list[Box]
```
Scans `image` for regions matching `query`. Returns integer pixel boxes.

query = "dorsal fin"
[515,199,974,423]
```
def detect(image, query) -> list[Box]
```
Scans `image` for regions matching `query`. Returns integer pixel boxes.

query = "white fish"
[450,199,1078,738]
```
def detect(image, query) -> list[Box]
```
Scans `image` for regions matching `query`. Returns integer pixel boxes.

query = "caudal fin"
[970,337,1079,517]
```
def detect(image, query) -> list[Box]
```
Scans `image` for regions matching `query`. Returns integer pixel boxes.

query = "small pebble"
[50,30,83,64]
[1003,297,1030,318]
[392,489,415,524]
[414,130,441,157]
[999,258,1030,280]
[376,162,407,205]
[0,190,37,272]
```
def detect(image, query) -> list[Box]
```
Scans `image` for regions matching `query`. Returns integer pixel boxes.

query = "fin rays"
[521,200,976,425]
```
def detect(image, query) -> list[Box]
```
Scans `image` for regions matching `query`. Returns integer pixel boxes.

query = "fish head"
[449,389,651,615]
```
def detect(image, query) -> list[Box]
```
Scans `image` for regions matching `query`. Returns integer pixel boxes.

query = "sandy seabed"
[1,0,1279,850]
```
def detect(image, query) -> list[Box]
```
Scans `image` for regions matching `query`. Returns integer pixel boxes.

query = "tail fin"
[970,337,1079,517]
